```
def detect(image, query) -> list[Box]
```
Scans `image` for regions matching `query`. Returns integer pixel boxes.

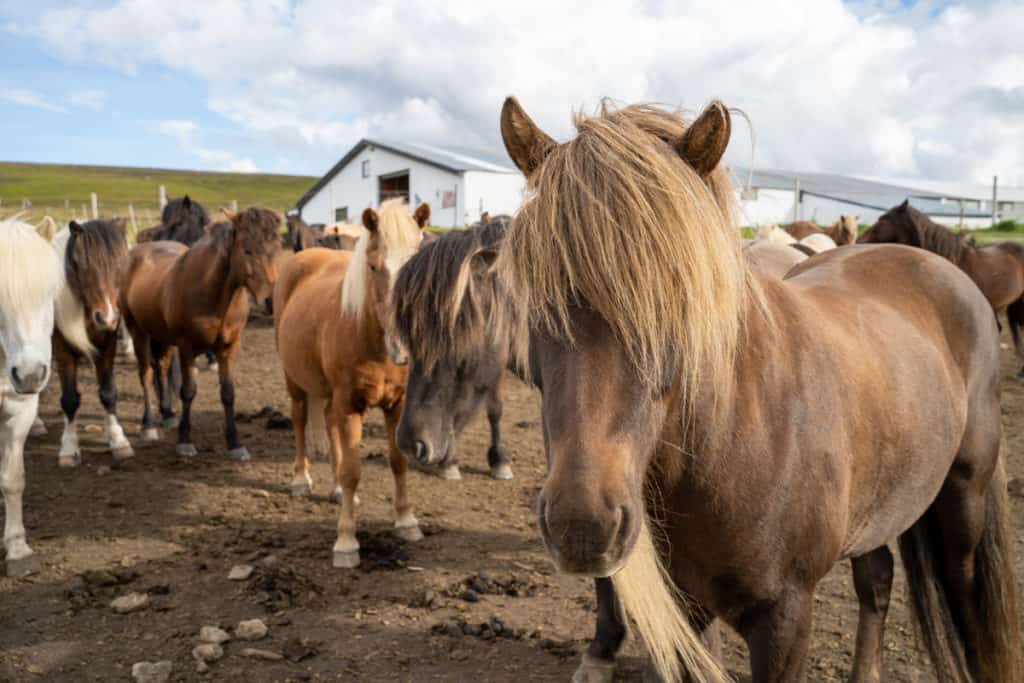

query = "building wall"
[461,171,526,224]
[300,145,464,227]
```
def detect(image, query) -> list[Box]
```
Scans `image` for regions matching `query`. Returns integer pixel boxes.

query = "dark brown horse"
[121,207,281,460]
[860,200,1024,376]
[51,219,134,467]
[499,97,1020,683]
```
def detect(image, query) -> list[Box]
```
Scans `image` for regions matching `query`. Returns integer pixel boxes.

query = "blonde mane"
[499,103,755,405]
[0,219,62,331]
[340,198,422,317]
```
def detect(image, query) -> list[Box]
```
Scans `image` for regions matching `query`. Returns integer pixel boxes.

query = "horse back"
[782,221,821,240]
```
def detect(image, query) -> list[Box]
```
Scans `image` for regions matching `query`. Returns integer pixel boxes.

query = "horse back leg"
[385,402,422,542]
[1,392,38,576]
[740,585,814,683]
[486,377,513,480]
[330,394,362,569]
[151,343,177,429]
[132,329,159,441]
[54,335,82,468]
[286,379,312,497]
[175,344,198,458]
[849,546,895,683]
[574,577,627,683]
[96,335,133,461]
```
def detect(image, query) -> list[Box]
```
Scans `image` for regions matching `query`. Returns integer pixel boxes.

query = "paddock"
[1,252,1023,681]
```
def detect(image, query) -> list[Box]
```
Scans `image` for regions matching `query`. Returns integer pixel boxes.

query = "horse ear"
[183,195,192,209]
[900,199,909,210]
[471,247,498,276]
[69,220,83,236]
[362,208,379,233]
[677,100,731,177]
[412,203,431,229]
[501,96,556,177]
[221,208,239,224]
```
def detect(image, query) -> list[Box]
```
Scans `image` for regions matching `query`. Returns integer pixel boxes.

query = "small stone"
[192,643,224,662]
[450,648,470,661]
[228,564,254,581]
[131,660,172,683]
[235,618,268,641]
[195,660,209,674]
[442,622,463,638]
[460,589,480,603]
[199,625,230,644]
[259,555,280,569]
[252,489,271,499]
[96,465,111,476]
[241,648,284,661]
[110,592,149,614]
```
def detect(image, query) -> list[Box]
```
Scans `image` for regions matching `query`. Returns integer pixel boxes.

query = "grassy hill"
[0,161,316,231]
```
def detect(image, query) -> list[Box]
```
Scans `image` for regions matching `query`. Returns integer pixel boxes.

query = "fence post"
[159,185,167,210]
[231,199,238,212]
[81,203,87,218]
[128,204,138,238]
[90,192,98,219]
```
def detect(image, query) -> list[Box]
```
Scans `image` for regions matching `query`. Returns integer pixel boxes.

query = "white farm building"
[295,139,524,228]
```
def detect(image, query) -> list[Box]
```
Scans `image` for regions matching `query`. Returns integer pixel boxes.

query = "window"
[335,207,348,222]
[361,160,370,178]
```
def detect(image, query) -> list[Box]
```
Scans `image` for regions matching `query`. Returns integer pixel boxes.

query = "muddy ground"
[2,310,1024,682]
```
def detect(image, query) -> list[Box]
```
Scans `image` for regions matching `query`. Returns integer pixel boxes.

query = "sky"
[1,0,1022,185]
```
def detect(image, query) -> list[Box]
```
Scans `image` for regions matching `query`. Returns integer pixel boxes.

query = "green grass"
[0,161,316,230]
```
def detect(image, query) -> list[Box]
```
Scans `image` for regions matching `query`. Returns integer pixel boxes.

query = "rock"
[96,465,111,476]
[228,564,254,581]
[235,618,268,641]
[442,622,463,638]
[192,643,224,662]
[110,592,149,614]
[259,555,280,569]
[265,411,292,430]
[195,660,209,674]
[131,660,172,683]
[282,637,318,663]
[252,489,271,499]
[460,589,480,603]
[199,625,231,644]
[241,648,284,661]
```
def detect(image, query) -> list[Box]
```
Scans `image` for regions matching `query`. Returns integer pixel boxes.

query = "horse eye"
[369,264,378,272]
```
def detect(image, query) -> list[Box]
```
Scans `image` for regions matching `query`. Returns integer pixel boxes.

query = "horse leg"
[151,343,177,429]
[96,336,133,461]
[287,380,312,497]
[574,577,627,683]
[385,404,422,542]
[2,392,38,577]
[55,337,83,468]
[133,331,159,441]
[486,378,513,480]
[849,546,894,683]
[175,345,198,457]
[331,396,363,568]
[741,586,814,682]
[217,345,249,461]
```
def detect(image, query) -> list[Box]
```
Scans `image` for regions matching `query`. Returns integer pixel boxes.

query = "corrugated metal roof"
[729,166,991,218]
[296,138,517,209]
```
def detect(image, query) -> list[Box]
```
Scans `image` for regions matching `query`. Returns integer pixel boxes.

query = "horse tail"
[1006,296,1024,359]
[611,519,729,683]
[898,457,1022,683]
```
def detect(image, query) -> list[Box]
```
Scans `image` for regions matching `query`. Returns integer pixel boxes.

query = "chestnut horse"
[859,200,1024,375]
[121,207,281,460]
[499,97,1020,683]
[51,219,134,467]
[784,215,857,245]
[0,219,61,577]
[274,199,429,568]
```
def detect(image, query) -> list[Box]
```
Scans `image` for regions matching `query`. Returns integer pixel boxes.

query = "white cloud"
[68,88,106,110]
[11,0,1024,183]
[157,119,259,173]
[1,86,65,113]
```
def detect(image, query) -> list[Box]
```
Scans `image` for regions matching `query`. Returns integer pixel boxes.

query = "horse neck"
[347,268,389,359]
[183,240,246,316]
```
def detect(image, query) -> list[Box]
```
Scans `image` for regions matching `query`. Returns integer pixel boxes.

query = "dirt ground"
[2,310,1024,683]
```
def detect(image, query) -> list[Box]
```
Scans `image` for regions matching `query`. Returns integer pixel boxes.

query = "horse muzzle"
[10,363,49,395]
[536,493,635,577]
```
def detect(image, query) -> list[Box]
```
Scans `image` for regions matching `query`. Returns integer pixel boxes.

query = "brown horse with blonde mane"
[498,97,1020,683]
[859,200,1024,376]
[784,215,858,245]
[120,207,281,460]
[274,199,429,568]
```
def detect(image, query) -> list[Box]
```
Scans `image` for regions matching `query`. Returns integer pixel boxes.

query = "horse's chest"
[350,365,405,413]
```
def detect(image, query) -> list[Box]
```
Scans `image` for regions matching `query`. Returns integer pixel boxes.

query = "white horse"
[0,219,62,576]
[756,223,797,245]
[798,232,838,253]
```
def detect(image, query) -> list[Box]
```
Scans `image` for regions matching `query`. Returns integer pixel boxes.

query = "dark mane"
[66,218,130,295]
[203,207,282,250]
[392,217,512,372]
[887,203,968,263]
[160,195,211,246]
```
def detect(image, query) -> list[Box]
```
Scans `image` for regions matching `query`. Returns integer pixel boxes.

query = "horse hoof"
[6,553,39,578]
[58,453,81,468]
[394,524,424,542]
[163,417,180,430]
[176,443,198,457]
[1015,372,1024,384]
[290,482,313,498]
[112,445,135,461]
[204,362,219,373]
[572,654,616,683]
[439,464,462,481]
[141,428,160,441]
[490,464,514,480]
[332,550,360,569]
[227,447,251,462]
[30,418,47,437]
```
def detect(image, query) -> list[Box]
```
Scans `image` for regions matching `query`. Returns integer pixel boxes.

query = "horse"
[121,207,281,461]
[498,97,1021,683]
[392,215,515,481]
[392,215,642,682]
[743,239,808,279]
[784,215,858,245]
[157,195,210,244]
[859,200,1024,374]
[0,219,62,576]
[51,219,134,467]
[274,199,429,568]
[797,232,838,253]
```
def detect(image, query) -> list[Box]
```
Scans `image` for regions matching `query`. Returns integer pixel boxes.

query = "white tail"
[305,394,329,459]
[611,520,730,683]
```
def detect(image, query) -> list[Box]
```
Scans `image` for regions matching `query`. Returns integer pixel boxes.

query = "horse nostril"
[11,367,20,384]
[94,310,105,327]
[413,440,427,463]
